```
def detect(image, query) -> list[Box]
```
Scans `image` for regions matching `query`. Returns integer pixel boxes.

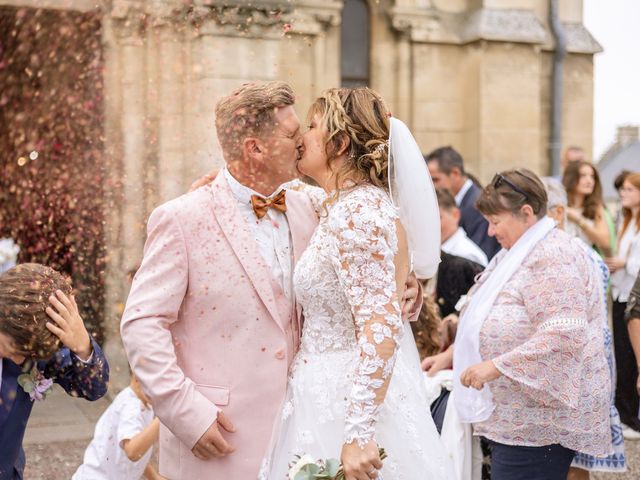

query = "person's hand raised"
[45,290,92,361]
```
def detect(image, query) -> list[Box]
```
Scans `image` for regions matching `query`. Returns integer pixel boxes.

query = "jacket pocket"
[194,383,230,406]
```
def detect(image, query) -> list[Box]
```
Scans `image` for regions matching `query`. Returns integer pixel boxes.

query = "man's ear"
[452,207,461,223]
[243,137,264,161]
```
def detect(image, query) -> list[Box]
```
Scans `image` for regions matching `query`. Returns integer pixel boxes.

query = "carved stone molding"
[389,6,457,43]
[461,8,546,45]
[390,7,551,47]
[108,0,147,40]
[105,0,343,42]
[564,22,603,54]
[0,0,99,11]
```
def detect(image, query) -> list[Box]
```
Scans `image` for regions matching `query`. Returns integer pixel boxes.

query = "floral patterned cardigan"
[471,228,612,457]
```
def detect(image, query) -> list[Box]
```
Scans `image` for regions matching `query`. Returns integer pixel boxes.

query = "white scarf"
[453,216,556,423]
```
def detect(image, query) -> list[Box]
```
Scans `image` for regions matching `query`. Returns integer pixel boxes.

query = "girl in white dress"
[259,88,453,480]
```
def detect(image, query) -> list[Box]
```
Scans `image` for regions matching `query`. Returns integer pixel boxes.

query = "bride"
[259,88,454,480]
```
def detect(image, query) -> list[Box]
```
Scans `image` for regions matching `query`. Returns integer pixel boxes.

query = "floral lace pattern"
[294,184,403,446]
[258,183,453,480]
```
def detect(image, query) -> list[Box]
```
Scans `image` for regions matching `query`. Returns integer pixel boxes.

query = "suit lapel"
[208,175,285,331]
[461,183,479,209]
[284,189,318,326]
[285,189,317,266]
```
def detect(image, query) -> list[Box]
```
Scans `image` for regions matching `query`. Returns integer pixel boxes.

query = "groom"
[121,81,420,479]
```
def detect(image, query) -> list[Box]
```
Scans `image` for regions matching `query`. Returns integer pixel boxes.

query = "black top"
[436,251,484,318]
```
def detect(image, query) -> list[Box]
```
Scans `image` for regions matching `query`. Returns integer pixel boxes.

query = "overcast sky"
[583,0,640,161]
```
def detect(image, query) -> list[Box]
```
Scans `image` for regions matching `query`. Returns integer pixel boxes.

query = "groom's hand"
[191,411,236,460]
[401,272,419,317]
[189,168,219,192]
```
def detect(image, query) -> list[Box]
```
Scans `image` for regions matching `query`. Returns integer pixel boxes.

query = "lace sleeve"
[328,191,403,447]
[282,178,327,215]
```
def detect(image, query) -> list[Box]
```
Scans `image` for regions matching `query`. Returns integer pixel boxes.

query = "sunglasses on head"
[492,173,529,199]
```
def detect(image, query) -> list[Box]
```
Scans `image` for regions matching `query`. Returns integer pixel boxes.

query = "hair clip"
[375,140,389,153]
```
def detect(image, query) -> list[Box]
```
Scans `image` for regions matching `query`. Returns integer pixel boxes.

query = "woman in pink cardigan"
[453,169,611,480]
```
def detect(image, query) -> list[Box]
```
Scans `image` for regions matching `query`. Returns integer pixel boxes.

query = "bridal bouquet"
[288,448,387,480]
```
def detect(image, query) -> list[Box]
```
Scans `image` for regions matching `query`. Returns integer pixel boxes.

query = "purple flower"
[17,367,54,402]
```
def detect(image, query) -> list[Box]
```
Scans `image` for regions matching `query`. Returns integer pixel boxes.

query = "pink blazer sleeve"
[120,204,219,449]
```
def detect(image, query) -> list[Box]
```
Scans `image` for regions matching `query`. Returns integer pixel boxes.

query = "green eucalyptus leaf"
[324,459,340,477]
[306,464,320,474]
[17,375,34,393]
[294,466,318,480]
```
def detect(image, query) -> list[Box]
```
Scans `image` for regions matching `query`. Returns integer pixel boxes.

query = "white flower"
[288,454,316,480]
[0,238,19,265]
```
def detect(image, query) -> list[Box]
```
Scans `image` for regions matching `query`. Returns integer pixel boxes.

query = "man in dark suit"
[425,146,501,259]
[0,264,109,480]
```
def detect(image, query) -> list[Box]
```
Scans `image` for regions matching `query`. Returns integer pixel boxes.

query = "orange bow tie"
[251,189,287,219]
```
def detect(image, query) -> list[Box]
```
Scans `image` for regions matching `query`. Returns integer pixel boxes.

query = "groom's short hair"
[215,81,295,158]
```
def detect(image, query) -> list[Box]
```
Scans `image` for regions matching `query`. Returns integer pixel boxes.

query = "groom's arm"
[120,204,220,453]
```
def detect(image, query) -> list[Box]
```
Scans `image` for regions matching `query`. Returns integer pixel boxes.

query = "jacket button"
[275,349,285,360]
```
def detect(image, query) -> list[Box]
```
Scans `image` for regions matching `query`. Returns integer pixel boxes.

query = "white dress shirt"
[611,223,640,302]
[224,169,294,299]
[73,387,155,480]
[454,179,474,206]
[442,227,488,267]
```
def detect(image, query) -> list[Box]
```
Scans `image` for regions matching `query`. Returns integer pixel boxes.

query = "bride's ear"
[335,133,351,157]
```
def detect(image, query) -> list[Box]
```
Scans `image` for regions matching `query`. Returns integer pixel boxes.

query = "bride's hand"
[341,440,383,480]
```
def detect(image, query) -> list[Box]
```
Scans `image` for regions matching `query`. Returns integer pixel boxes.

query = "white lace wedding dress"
[258,184,453,479]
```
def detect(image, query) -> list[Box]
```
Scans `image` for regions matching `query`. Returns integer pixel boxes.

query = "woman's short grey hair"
[541,177,567,209]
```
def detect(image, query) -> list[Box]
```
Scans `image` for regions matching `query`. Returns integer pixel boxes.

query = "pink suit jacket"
[120,174,318,479]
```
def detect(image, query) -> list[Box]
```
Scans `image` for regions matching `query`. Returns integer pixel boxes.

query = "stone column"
[102,3,149,391]
[156,24,187,201]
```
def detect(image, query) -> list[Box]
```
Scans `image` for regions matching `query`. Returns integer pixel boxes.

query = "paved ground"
[21,387,640,479]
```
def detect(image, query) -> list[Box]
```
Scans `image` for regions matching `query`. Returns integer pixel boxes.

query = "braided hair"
[308,87,391,193]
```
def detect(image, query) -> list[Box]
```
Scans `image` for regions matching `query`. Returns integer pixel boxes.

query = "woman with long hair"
[258,87,453,479]
[606,172,640,436]
[562,160,616,256]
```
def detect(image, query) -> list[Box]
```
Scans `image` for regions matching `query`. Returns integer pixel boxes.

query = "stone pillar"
[156,25,187,200]
[102,3,149,392]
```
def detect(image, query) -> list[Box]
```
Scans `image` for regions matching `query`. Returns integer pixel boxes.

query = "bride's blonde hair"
[308,87,391,192]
